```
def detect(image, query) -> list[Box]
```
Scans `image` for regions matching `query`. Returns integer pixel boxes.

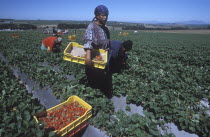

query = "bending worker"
[109,40,133,73]
[41,36,62,53]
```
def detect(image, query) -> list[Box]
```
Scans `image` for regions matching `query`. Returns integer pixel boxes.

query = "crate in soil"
[63,42,108,69]
[68,35,76,41]
[11,34,19,38]
[34,95,92,137]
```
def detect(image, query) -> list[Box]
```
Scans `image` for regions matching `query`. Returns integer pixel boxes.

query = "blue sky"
[0,0,210,23]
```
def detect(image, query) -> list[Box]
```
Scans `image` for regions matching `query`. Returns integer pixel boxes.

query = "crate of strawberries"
[34,95,92,137]
[11,34,19,38]
[63,42,108,69]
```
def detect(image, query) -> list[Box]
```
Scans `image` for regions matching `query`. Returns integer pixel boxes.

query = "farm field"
[141,29,210,34]
[0,29,210,137]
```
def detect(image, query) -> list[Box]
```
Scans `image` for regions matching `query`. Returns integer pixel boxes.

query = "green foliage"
[0,30,210,136]
[105,111,162,137]
[0,61,50,137]
[57,23,88,29]
[0,23,37,30]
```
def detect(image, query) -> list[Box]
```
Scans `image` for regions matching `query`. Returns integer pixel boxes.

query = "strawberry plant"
[1,30,210,137]
[0,60,53,137]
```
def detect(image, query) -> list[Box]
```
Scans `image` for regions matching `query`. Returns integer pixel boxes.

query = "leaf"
[8,123,16,129]
[24,110,31,121]
[23,120,29,128]
[16,114,22,121]
[131,114,140,123]
[189,126,195,132]
[0,129,4,136]
[36,130,43,137]
[133,129,144,137]
[49,132,55,137]
[2,90,6,96]
[148,128,159,136]
[125,105,131,111]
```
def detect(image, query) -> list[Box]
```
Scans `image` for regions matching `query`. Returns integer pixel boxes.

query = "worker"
[83,5,112,99]
[41,36,62,53]
[52,27,57,36]
[109,40,133,73]
[83,5,110,65]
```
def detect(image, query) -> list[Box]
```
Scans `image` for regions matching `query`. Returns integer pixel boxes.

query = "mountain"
[174,20,209,24]
[126,20,210,25]
[126,20,164,24]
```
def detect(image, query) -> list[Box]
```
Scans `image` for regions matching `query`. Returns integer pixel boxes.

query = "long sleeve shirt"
[110,40,122,59]
[83,22,109,50]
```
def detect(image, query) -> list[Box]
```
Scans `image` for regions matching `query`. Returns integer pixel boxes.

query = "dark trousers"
[52,47,61,53]
[85,66,113,98]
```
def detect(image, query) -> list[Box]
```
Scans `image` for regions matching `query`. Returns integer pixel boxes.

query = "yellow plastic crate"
[123,32,129,36]
[68,35,76,41]
[11,34,19,38]
[34,95,92,137]
[63,42,108,69]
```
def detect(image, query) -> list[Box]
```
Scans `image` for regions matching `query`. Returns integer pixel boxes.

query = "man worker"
[109,40,133,73]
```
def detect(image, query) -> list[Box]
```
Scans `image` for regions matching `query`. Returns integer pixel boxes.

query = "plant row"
[1,30,210,136]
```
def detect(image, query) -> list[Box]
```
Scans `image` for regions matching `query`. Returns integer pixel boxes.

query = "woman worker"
[83,5,112,99]
[41,36,62,53]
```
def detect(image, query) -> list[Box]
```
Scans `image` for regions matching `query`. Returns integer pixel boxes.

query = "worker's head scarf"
[92,5,109,22]
[94,5,109,16]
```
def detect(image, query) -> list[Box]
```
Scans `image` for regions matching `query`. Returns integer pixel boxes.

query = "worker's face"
[96,14,108,25]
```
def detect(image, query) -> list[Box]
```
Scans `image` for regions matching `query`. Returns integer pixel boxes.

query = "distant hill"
[134,20,210,28]
[128,20,210,25]
[174,20,209,25]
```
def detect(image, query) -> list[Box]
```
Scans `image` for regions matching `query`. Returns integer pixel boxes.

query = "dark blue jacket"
[110,40,122,59]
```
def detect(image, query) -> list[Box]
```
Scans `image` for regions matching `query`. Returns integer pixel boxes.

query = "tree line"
[122,25,210,30]
[1,22,209,30]
[57,24,88,29]
[0,23,88,30]
[0,23,37,30]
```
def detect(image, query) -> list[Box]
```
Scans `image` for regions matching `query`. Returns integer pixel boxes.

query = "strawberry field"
[0,30,210,137]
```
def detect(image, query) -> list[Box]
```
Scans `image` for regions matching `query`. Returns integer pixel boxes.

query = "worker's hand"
[85,49,93,67]
[85,57,93,67]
